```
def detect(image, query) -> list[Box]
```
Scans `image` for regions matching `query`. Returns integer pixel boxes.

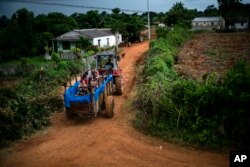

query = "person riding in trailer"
[90,66,100,88]
[78,72,89,95]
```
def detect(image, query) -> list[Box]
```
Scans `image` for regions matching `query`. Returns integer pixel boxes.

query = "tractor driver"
[104,58,114,69]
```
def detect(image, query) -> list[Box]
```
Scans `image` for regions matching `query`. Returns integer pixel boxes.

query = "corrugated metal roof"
[55,31,82,41]
[55,28,114,41]
[192,16,223,22]
[78,29,113,38]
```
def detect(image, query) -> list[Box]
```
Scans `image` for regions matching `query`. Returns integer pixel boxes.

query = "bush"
[144,57,168,76]
[0,59,84,147]
[135,26,250,149]
[51,52,60,64]
[156,27,171,38]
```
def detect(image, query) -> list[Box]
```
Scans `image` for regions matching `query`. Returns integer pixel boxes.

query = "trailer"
[64,73,114,118]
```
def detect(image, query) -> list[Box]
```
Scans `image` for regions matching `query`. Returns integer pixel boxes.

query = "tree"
[76,37,92,51]
[112,8,121,15]
[165,2,196,28]
[0,8,36,61]
[0,15,10,30]
[218,0,243,17]
[47,12,78,36]
[126,14,145,36]
[84,10,103,28]
[204,5,219,16]
[217,0,249,27]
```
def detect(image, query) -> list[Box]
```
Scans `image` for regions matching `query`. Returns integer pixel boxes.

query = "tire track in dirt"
[0,41,228,167]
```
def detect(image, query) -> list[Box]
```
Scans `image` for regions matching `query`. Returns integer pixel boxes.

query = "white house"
[55,28,122,52]
[192,16,225,30]
[228,18,249,30]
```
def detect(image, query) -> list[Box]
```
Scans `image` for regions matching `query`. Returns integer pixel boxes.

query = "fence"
[59,52,77,60]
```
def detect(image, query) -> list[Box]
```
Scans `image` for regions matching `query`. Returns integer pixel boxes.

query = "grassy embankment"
[134,27,250,149]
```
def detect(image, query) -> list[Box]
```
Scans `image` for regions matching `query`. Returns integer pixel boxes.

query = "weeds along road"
[0,41,228,167]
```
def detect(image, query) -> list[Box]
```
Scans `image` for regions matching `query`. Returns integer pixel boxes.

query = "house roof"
[78,29,113,38]
[55,28,114,41]
[192,16,223,22]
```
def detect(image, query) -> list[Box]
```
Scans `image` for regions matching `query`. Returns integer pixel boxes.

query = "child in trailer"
[77,72,89,95]
[90,67,100,88]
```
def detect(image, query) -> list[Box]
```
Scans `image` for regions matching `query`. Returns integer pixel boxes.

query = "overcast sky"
[1,0,250,17]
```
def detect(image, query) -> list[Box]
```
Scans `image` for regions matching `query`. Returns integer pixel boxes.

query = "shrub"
[144,57,168,76]
[51,52,60,64]
[156,27,171,38]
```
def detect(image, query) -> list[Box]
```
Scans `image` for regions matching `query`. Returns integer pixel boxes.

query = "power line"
[11,0,147,13]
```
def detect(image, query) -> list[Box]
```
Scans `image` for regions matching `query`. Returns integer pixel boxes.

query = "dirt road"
[0,41,228,167]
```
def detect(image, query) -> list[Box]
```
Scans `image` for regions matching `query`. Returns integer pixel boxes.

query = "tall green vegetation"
[165,2,196,28]
[0,59,84,147]
[135,26,250,149]
[0,8,78,62]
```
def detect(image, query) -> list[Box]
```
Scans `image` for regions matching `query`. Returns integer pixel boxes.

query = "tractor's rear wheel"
[105,96,114,118]
[114,77,123,95]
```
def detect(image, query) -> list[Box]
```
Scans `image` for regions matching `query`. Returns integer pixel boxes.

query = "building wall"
[233,22,249,29]
[92,34,122,47]
[219,18,226,29]
[192,18,225,30]
[192,21,221,30]
[57,41,76,51]
[56,34,122,52]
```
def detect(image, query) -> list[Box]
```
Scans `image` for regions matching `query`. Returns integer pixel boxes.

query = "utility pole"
[147,0,151,40]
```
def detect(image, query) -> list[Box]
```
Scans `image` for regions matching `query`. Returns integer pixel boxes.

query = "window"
[98,39,101,47]
[211,22,214,26]
[62,41,70,50]
[107,38,110,46]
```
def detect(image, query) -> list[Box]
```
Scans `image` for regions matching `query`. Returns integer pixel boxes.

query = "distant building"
[192,16,225,30]
[55,28,122,52]
[156,22,166,27]
[228,18,249,30]
[54,28,122,59]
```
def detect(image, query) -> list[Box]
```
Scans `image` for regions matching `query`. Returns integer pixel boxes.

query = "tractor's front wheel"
[105,96,114,118]
[114,77,123,95]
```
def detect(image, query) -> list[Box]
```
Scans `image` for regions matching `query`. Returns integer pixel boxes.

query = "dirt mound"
[175,32,250,81]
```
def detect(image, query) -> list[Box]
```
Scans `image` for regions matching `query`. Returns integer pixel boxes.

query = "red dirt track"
[0,41,228,167]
